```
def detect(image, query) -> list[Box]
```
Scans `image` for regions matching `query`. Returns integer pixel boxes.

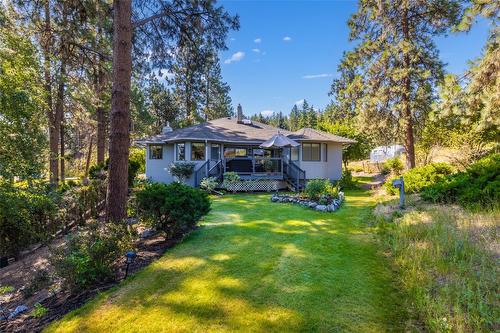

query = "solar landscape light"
[124,251,137,279]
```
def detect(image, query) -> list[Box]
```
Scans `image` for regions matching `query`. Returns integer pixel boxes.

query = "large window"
[191,142,206,161]
[224,147,248,158]
[302,143,320,161]
[176,143,185,161]
[210,144,220,160]
[149,145,163,159]
[291,147,299,161]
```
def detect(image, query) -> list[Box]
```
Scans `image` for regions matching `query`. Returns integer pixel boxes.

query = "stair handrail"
[194,160,210,187]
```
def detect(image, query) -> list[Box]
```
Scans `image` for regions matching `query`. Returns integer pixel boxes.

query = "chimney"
[162,122,173,134]
[237,104,243,123]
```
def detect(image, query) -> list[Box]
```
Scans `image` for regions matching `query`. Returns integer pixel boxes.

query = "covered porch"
[223,145,286,179]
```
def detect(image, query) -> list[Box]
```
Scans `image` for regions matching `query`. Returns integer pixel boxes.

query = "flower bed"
[271,191,345,212]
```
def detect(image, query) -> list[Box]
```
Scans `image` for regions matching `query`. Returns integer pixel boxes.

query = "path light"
[124,251,136,279]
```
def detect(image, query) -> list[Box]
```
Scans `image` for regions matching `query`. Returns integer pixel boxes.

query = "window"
[149,145,163,159]
[176,143,185,161]
[291,147,299,161]
[224,147,248,158]
[323,143,328,162]
[211,144,220,160]
[302,143,321,161]
[191,142,206,161]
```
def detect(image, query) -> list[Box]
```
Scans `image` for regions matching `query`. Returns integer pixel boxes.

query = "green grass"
[376,202,499,332]
[46,190,406,332]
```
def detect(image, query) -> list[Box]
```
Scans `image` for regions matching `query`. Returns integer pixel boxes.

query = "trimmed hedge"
[421,154,499,208]
[384,163,454,195]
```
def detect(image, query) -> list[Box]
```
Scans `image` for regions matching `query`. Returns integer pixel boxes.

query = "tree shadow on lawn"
[47,190,408,332]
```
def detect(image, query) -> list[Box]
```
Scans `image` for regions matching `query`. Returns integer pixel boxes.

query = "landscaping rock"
[315,205,327,212]
[7,305,28,320]
[271,193,345,213]
[140,229,156,239]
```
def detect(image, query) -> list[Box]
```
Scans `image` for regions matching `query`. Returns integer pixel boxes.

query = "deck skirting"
[221,179,288,192]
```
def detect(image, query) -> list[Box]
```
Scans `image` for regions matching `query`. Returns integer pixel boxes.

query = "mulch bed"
[0,231,187,333]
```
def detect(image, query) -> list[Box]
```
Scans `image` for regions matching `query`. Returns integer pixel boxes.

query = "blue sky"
[218,0,491,117]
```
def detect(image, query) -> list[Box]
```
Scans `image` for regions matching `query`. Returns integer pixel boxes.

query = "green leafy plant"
[0,285,14,295]
[50,221,133,290]
[0,182,57,257]
[422,154,499,208]
[200,177,219,193]
[222,172,240,192]
[31,303,48,318]
[339,169,357,189]
[169,162,196,183]
[304,179,331,200]
[383,157,404,175]
[136,182,211,239]
[384,162,455,195]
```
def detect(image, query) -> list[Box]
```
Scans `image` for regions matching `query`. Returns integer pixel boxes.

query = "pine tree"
[332,0,462,168]
[289,104,300,131]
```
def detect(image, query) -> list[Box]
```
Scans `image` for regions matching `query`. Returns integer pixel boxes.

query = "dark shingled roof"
[139,118,356,144]
[288,128,357,144]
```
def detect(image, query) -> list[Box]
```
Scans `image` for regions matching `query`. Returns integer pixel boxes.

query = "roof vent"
[162,122,173,134]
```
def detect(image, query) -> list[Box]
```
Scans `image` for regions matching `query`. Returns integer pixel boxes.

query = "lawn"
[46,189,406,332]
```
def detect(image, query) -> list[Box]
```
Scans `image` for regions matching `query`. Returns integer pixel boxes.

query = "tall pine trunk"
[402,6,416,169]
[44,0,58,186]
[106,0,132,222]
[60,122,65,182]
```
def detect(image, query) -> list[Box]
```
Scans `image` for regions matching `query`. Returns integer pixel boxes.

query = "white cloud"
[295,99,305,107]
[254,38,262,43]
[252,48,261,53]
[230,37,236,41]
[224,51,245,64]
[283,36,292,42]
[302,73,333,79]
[261,110,274,117]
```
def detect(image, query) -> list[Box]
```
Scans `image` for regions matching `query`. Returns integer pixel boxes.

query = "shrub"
[384,162,455,195]
[304,179,329,200]
[0,182,57,257]
[169,162,195,183]
[89,156,141,186]
[222,172,240,192]
[383,157,404,175]
[422,154,499,208]
[339,169,357,189]
[31,303,48,318]
[129,147,146,173]
[200,177,219,193]
[136,182,211,239]
[51,221,133,290]
[128,159,141,187]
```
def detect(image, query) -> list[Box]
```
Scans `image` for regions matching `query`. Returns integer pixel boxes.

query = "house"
[139,106,356,191]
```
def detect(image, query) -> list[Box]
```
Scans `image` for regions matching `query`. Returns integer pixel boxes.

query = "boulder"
[315,205,327,212]
[308,202,317,208]
[140,228,156,239]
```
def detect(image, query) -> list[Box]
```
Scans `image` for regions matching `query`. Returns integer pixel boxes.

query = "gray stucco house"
[140,109,356,191]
